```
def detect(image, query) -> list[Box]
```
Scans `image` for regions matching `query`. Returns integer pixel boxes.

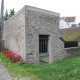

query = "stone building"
[3,5,60,64]
[3,5,80,64]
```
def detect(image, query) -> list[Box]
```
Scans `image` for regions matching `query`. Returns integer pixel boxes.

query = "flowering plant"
[3,50,23,63]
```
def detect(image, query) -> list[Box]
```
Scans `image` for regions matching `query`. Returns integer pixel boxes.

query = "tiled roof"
[60,17,75,22]
[59,27,80,41]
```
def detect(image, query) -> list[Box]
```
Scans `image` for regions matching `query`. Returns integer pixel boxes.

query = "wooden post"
[1,0,4,52]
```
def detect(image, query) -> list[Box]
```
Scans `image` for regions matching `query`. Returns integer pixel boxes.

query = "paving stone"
[0,63,12,80]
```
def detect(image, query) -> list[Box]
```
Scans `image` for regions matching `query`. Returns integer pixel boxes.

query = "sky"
[4,0,80,23]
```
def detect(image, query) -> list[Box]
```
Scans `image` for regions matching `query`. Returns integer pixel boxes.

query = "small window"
[64,41,78,48]
[59,37,78,48]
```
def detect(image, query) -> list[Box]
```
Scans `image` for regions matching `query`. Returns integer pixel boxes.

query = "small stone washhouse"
[4,5,79,64]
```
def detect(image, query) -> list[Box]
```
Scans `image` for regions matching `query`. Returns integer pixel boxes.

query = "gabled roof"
[59,27,80,41]
[60,17,76,22]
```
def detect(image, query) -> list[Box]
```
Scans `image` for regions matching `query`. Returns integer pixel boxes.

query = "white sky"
[4,0,80,23]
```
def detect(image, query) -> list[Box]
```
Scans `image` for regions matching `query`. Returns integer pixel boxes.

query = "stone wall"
[3,7,26,60]
[53,39,80,61]
[25,5,60,64]
[25,6,80,64]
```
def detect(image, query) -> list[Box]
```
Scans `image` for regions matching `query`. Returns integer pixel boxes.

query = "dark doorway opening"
[39,35,49,55]
[39,35,49,64]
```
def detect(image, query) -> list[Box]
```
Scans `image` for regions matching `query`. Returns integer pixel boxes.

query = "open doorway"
[39,35,49,64]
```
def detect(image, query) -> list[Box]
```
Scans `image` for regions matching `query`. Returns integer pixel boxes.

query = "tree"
[4,10,9,21]
[4,8,15,21]
[9,8,15,17]
[71,24,77,27]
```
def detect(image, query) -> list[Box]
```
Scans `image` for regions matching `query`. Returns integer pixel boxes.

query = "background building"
[60,17,77,29]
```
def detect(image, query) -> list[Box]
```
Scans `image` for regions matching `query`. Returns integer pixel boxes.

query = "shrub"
[2,50,23,63]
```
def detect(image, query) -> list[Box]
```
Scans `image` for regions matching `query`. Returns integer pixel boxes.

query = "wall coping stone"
[25,5,60,16]
[4,5,60,24]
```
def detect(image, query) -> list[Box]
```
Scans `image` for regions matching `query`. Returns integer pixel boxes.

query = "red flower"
[3,50,23,63]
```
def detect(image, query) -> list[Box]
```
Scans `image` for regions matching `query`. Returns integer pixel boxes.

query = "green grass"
[39,56,48,62]
[0,53,41,80]
[1,52,80,80]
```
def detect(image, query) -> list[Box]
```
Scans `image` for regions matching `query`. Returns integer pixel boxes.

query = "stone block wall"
[3,7,26,60]
[25,5,60,64]
[52,39,80,62]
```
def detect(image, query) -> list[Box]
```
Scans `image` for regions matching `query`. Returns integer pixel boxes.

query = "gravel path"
[0,63,12,80]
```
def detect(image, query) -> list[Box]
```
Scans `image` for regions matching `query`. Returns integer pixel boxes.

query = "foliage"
[71,24,77,27]
[4,10,9,21]
[9,8,15,17]
[1,52,80,80]
[39,56,48,62]
[3,50,23,63]
[4,8,15,21]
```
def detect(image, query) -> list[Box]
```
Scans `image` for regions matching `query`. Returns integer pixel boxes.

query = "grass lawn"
[39,56,48,62]
[0,52,80,80]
